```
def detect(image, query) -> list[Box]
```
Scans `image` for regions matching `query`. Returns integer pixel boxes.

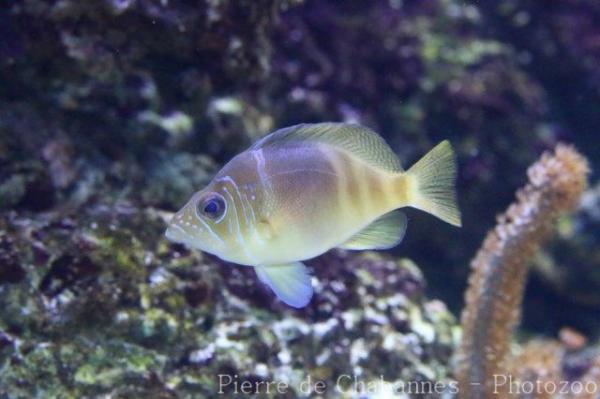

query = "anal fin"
[338,211,408,250]
[255,262,313,308]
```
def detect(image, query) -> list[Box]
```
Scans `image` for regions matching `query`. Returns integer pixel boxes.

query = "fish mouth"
[165,224,189,244]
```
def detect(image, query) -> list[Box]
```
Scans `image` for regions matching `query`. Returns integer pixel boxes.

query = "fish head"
[165,186,234,257]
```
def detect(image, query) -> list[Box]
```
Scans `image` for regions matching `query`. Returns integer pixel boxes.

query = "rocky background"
[0,0,599,397]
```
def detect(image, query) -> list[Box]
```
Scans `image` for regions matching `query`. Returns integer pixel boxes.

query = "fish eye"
[198,194,226,222]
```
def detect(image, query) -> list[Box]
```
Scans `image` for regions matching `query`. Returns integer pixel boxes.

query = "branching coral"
[456,144,590,398]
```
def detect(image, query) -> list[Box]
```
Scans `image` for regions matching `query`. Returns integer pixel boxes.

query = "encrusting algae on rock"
[0,200,458,397]
[165,122,461,308]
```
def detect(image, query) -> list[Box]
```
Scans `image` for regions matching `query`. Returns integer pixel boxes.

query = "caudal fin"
[405,140,461,227]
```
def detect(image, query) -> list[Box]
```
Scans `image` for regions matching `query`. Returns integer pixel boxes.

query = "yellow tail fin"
[406,140,461,226]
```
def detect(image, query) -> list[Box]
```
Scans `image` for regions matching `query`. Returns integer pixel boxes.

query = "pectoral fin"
[338,211,408,250]
[255,262,313,308]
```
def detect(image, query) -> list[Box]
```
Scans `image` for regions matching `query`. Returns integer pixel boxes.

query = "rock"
[0,202,456,397]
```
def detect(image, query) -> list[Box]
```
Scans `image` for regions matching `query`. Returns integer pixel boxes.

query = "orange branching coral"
[456,144,590,398]
[503,336,600,399]
[504,340,564,399]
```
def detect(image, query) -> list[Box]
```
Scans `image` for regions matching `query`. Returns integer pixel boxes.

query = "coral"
[500,335,600,399]
[504,340,564,399]
[456,144,590,398]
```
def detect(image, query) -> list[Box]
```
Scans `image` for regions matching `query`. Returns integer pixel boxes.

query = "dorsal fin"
[338,211,408,250]
[251,123,403,172]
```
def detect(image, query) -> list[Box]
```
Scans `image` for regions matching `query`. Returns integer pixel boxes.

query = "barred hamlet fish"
[165,123,461,308]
